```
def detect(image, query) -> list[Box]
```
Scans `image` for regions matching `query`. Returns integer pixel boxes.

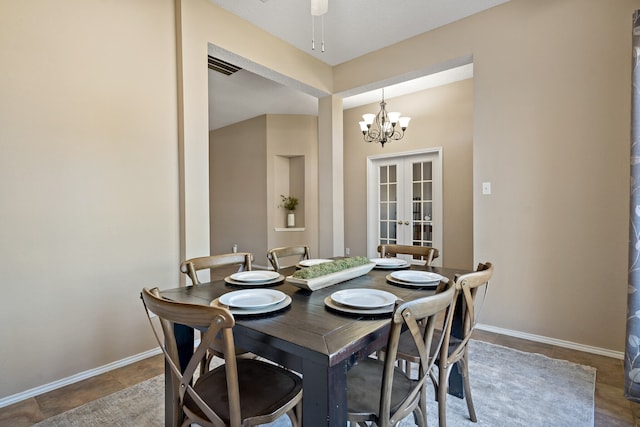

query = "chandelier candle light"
[359,88,411,148]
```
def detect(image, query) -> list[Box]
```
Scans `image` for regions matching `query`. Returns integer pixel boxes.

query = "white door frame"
[366,147,443,263]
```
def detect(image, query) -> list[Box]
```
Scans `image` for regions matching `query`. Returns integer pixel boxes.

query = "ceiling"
[207,0,510,130]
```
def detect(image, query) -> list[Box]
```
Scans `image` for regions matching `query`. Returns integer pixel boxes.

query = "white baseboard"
[477,323,624,360]
[0,347,162,409]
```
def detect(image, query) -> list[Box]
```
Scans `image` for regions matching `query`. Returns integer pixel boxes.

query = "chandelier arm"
[363,128,381,143]
[391,129,403,140]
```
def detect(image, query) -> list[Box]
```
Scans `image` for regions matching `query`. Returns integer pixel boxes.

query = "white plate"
[330,288,397,309]
[224,274,284,287]
[390,270,443,284]
[298,259,333,267]
[385,274,441,289]
[370,257,411,268]
[212,295,292,316]
[229,271,280,282]
[371,257,406,265]
[324,296,394,316]
[219,289,286,308]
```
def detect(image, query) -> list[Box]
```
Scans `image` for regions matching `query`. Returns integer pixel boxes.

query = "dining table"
[159,261,470,426]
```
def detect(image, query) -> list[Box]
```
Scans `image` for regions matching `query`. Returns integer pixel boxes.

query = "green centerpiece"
[292,256,370,279]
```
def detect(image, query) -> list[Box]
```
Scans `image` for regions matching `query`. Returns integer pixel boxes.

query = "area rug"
[34,340,596,426]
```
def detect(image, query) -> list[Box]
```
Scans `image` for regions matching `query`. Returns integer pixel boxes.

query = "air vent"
[208,56,242,76]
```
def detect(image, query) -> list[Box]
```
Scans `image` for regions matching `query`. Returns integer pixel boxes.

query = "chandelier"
[358,89,411,148]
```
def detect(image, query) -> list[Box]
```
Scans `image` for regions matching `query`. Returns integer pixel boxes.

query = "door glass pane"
[423,162,432,180]
[412,201,421,222]
[413,223,421,242]
[389,183,397,200]
[389,202,397,221]
[389,165,396,182]
[412,182,421,201]
[380,166,388,184]
[412,162,421,181]
[380,183,388,201]
[389,222,397,242]
[423,202,432,221]
[380,222,387,239]
[423,182,432,201]
[380,203,388,220]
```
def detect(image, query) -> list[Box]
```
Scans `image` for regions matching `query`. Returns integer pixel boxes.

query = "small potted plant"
[279,195,299,227]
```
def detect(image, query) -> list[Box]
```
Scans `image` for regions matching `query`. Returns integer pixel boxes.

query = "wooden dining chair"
[377,244,440,266]
[141,287,303,427]
[394,262,494,427]
[267,245,310,271]
[346,281,457,427]
[180,253,255,369]
[180,252,253,285]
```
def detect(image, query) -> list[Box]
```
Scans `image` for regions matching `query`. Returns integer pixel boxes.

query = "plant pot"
[287,212,295,227]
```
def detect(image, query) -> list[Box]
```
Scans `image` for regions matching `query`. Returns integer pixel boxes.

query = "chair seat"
[185,359,303,423]
[347,359,416,418]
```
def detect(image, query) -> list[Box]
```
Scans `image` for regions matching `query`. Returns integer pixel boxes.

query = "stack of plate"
[324,288,397,315]
[386,270,443,288]
[370,257,411,269]
[224,270,284,286]
[214,289,291,315]
[297,258,333,268]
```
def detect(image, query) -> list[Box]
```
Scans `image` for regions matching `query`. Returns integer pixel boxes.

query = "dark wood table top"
[160,264,468,368]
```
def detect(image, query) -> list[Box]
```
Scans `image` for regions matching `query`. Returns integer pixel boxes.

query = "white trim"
[274,227,305,232]
[477,323,624,360]
[366,147,443,161]
[0,347,162,409]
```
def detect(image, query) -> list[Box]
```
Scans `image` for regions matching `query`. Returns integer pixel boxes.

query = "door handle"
[404,221,410,225]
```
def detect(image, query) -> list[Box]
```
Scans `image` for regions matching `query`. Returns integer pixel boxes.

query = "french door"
[367,149,443,265]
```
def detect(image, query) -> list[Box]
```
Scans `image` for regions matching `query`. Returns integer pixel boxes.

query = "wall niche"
[275,155,305,229]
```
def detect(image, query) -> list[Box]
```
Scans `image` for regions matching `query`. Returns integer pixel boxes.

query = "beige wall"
[210,116,268,262]
[337,0,637,351]
[344,80,474,269]
[0,0,179,398]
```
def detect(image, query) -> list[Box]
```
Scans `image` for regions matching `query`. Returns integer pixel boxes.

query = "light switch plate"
[482,182,492,195]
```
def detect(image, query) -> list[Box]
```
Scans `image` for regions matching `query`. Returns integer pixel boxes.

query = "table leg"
[302,358,348,426]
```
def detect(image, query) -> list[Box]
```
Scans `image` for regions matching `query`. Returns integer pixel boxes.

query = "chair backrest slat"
[180,253,253,285]
[377,244,439,266]
[267,245,310,271]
